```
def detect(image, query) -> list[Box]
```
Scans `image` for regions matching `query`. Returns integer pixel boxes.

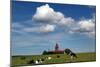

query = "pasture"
[11,52,96,67]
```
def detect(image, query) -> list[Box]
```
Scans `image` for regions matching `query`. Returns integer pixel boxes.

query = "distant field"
[11,52,96,67]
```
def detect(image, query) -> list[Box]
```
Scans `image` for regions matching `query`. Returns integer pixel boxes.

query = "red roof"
[48,50,64,53]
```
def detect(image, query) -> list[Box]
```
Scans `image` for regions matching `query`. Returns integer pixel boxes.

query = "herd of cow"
[28,56,52,64]
[28,49,77,65]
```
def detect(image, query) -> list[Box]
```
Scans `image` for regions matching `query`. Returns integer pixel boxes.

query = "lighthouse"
[55,43,59,51]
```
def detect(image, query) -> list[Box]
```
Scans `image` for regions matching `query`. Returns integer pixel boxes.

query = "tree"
[42,50,47,55]
[64,48,72,55]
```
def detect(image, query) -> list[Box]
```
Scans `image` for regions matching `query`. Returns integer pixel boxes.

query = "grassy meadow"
[11,52,96,67]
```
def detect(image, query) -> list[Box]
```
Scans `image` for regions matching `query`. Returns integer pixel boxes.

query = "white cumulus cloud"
[78,19,95,32]
[13,4,95,38]
[23,24,56,33]
[33,4,64,22]
[39,24,56,33]
[33,4,74,26]
[69,18,95,38]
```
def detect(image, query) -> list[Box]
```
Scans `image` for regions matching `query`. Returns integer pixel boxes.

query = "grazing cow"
[70,52,77,58]
[39,59,43,63]
[35,60,39,64]
[28,60,35,64]
[48,57,52,60]
[69,52,77,60]
[64,49,77,60]
[35,59,44,64]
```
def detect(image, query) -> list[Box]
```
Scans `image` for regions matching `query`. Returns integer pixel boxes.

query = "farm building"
[42,43,64,55]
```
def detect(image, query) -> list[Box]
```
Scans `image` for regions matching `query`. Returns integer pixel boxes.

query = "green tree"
[42,50,47,55]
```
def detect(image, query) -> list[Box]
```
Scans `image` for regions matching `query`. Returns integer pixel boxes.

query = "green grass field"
[11,52,96,66]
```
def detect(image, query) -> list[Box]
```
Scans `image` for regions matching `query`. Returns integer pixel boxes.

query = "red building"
[45,43,64,54]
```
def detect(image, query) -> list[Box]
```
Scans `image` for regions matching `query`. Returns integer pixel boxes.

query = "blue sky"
[11,1,96,55]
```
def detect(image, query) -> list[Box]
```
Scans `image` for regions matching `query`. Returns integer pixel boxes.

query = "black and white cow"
[64,49,77,61]
[69,52,77,60]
